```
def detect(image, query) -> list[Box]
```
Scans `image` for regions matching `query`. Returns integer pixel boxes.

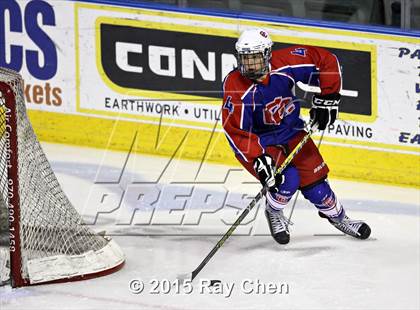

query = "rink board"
[28,109,419,187]
[2,0,419,187]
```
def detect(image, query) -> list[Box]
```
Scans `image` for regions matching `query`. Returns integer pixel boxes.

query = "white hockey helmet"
[235,28,273,80]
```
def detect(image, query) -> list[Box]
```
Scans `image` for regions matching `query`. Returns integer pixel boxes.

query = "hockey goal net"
[0,68,124,287]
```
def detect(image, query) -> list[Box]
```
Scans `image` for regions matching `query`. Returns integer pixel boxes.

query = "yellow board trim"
[28,109,420,188]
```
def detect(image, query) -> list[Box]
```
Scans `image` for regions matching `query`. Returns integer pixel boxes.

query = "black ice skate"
[265,208,291,244]
[318,212,371,240]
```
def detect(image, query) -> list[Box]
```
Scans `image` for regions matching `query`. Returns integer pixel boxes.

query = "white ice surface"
[0,142,419,310]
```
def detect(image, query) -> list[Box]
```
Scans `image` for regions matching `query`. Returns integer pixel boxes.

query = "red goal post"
[0,67,124,287]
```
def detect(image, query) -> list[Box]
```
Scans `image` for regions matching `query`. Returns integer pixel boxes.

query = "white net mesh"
[0,68,124,286]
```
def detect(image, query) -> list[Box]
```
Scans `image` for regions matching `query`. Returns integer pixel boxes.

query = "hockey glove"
[310,93,340,130]
[253,154,284,193]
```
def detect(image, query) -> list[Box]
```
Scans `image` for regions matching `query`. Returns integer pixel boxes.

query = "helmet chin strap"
[243,65,269,81]
[245,71,265,81]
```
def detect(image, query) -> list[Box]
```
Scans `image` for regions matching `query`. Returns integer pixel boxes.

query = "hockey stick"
[286,129,326,224]
[178,125,317,282]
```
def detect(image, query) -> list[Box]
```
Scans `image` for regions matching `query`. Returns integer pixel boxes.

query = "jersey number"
[223,96,234,114]
[291,47,307,57]
[263,96,294,125]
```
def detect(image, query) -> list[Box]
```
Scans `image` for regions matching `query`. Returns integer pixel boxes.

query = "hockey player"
[222,28,371,244]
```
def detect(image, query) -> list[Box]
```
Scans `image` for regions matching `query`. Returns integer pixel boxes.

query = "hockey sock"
[266,166,300,211]
[301,180,345,222]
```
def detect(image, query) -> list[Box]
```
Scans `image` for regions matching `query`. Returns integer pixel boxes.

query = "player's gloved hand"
[253,154,284,193]
[310,93,340,130]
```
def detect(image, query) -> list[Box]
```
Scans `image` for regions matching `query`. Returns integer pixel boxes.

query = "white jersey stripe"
[274,64,318,72]
[224,131,248,163]
[241,83,256,100]
[270,72,296,84]
[240,100,245,130]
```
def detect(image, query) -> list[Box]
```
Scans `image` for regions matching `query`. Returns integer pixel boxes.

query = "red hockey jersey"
[222,45,341,163]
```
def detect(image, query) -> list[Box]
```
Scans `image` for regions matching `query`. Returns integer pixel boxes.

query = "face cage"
[237,50,271,80]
